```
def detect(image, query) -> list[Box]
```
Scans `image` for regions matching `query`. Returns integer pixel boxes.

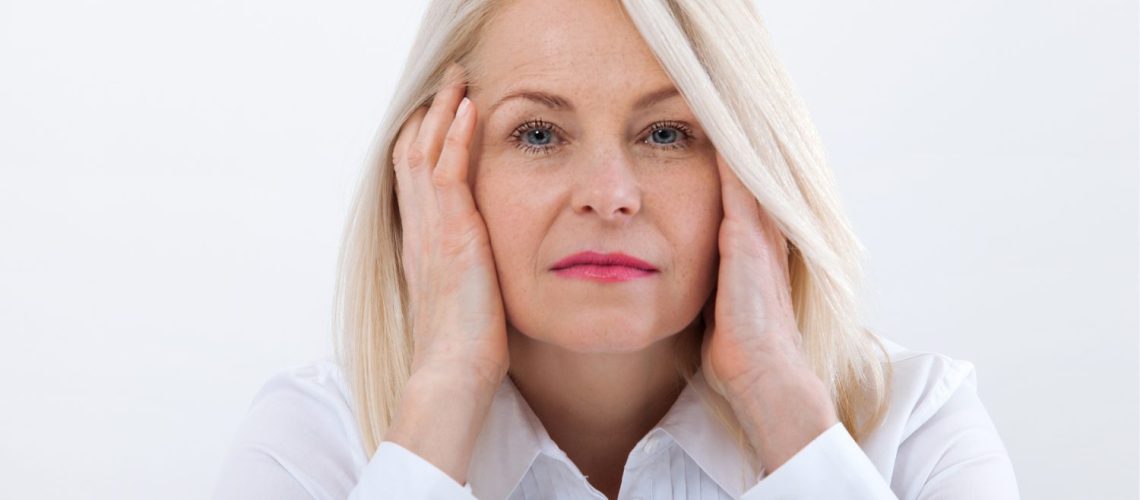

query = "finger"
[415,63,469,175]
[394,106,429,232]
[395,106,433,288]
[715,152,764,225]
[403,109,441,226]
[716,152,791,283]
[757,204,792,284]
[432,96,479,221]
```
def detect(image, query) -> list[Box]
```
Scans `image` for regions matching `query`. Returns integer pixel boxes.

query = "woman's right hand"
[392,62,509,390]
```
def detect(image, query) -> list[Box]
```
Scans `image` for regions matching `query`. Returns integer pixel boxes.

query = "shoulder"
[215,359,367,496]
[217,357,368,494]
[858,337,1019,497]
[246,357,355,415]
[239,357,361,447]
[872,335,981,438]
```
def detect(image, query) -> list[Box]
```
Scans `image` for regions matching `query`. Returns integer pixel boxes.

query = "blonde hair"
[332,0,893,477]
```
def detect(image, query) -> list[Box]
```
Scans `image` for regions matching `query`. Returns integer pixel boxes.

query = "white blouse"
[212,336,1020,499]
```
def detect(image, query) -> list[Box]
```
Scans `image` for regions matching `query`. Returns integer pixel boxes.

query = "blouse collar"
[466,369,760,499]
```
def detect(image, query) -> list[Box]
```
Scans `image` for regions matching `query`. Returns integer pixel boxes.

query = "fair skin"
[464,1,718,493]
[386,1,838,498]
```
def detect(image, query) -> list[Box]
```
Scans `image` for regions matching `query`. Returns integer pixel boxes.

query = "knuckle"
[431,165,452,188]
[392,128,415,165]
[443,132,465,149]
[405,144,428,170]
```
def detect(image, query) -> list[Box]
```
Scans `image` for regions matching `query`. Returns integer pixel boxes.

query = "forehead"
[471,0,676,105]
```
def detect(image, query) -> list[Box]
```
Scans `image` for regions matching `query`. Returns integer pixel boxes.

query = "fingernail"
[457,97,471,118]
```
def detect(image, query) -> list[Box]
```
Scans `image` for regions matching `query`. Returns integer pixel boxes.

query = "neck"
[505,320,702,488]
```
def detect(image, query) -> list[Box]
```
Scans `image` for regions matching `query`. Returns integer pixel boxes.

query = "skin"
[462,1,718,494]
[386,0,839,497]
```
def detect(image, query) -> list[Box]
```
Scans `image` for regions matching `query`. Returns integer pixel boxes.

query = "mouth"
[550,251,659,283]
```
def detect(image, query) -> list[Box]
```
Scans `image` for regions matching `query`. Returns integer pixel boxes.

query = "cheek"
[472,167,559,334]
[660,173,721,327]
[657,173,722,269]
[472,168,547,275]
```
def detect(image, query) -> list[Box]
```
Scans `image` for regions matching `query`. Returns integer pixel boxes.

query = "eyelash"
[508,118,696,157]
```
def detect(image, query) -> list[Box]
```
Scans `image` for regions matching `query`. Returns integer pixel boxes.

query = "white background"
[1,1,1136,499]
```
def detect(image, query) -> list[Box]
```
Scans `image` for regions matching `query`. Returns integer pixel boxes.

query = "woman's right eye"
[508,118,561,157]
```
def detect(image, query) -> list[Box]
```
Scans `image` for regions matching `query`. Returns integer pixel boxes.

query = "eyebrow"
[486,84,681,117]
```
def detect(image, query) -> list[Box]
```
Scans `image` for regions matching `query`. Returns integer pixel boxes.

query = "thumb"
[432,96,479,221]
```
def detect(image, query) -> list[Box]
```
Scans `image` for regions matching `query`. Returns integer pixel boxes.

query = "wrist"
[726,363,838,472]
[384,366,500,485]
[408,360,504,400]
[411,356,507,394]
[412,343,508,384]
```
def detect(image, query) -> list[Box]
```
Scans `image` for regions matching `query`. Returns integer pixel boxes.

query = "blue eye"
[649,127,679,145]
[509,118,695,157]
[508,119,559,156]
[646,121,693,148]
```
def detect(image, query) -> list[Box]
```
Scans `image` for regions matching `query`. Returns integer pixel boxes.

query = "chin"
[512,312,668,353]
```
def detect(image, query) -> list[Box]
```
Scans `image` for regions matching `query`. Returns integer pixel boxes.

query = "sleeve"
[346,441,477,499]
[738,362,1020,500]
[738,421,898,499]
[211,367,478,500]
[213,440,477,500]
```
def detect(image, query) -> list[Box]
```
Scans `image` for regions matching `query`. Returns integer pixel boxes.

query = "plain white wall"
[0,0,1135,499]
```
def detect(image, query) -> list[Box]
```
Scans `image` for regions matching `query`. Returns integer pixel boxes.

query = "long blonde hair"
[332,0,893,475]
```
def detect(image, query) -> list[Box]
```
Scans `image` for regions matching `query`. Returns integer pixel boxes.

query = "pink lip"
[550,251,658,283]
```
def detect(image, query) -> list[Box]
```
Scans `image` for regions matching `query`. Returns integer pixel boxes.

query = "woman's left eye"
[508,119,695,157]
[644,121,694,149]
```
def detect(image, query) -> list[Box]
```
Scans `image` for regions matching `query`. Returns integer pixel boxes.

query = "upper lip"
[550,251,658,272]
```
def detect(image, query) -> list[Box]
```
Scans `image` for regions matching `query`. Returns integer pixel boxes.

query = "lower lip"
[552,265,657,282]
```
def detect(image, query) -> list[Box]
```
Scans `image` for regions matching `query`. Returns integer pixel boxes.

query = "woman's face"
[465,0,722,353]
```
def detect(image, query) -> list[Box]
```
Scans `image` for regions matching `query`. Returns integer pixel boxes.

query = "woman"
[214,0,1020,498]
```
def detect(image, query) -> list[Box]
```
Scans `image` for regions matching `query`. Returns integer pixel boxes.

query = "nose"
[569,152,643,222]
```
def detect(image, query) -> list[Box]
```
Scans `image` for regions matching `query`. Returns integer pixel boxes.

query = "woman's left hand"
[700,152,839,472]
